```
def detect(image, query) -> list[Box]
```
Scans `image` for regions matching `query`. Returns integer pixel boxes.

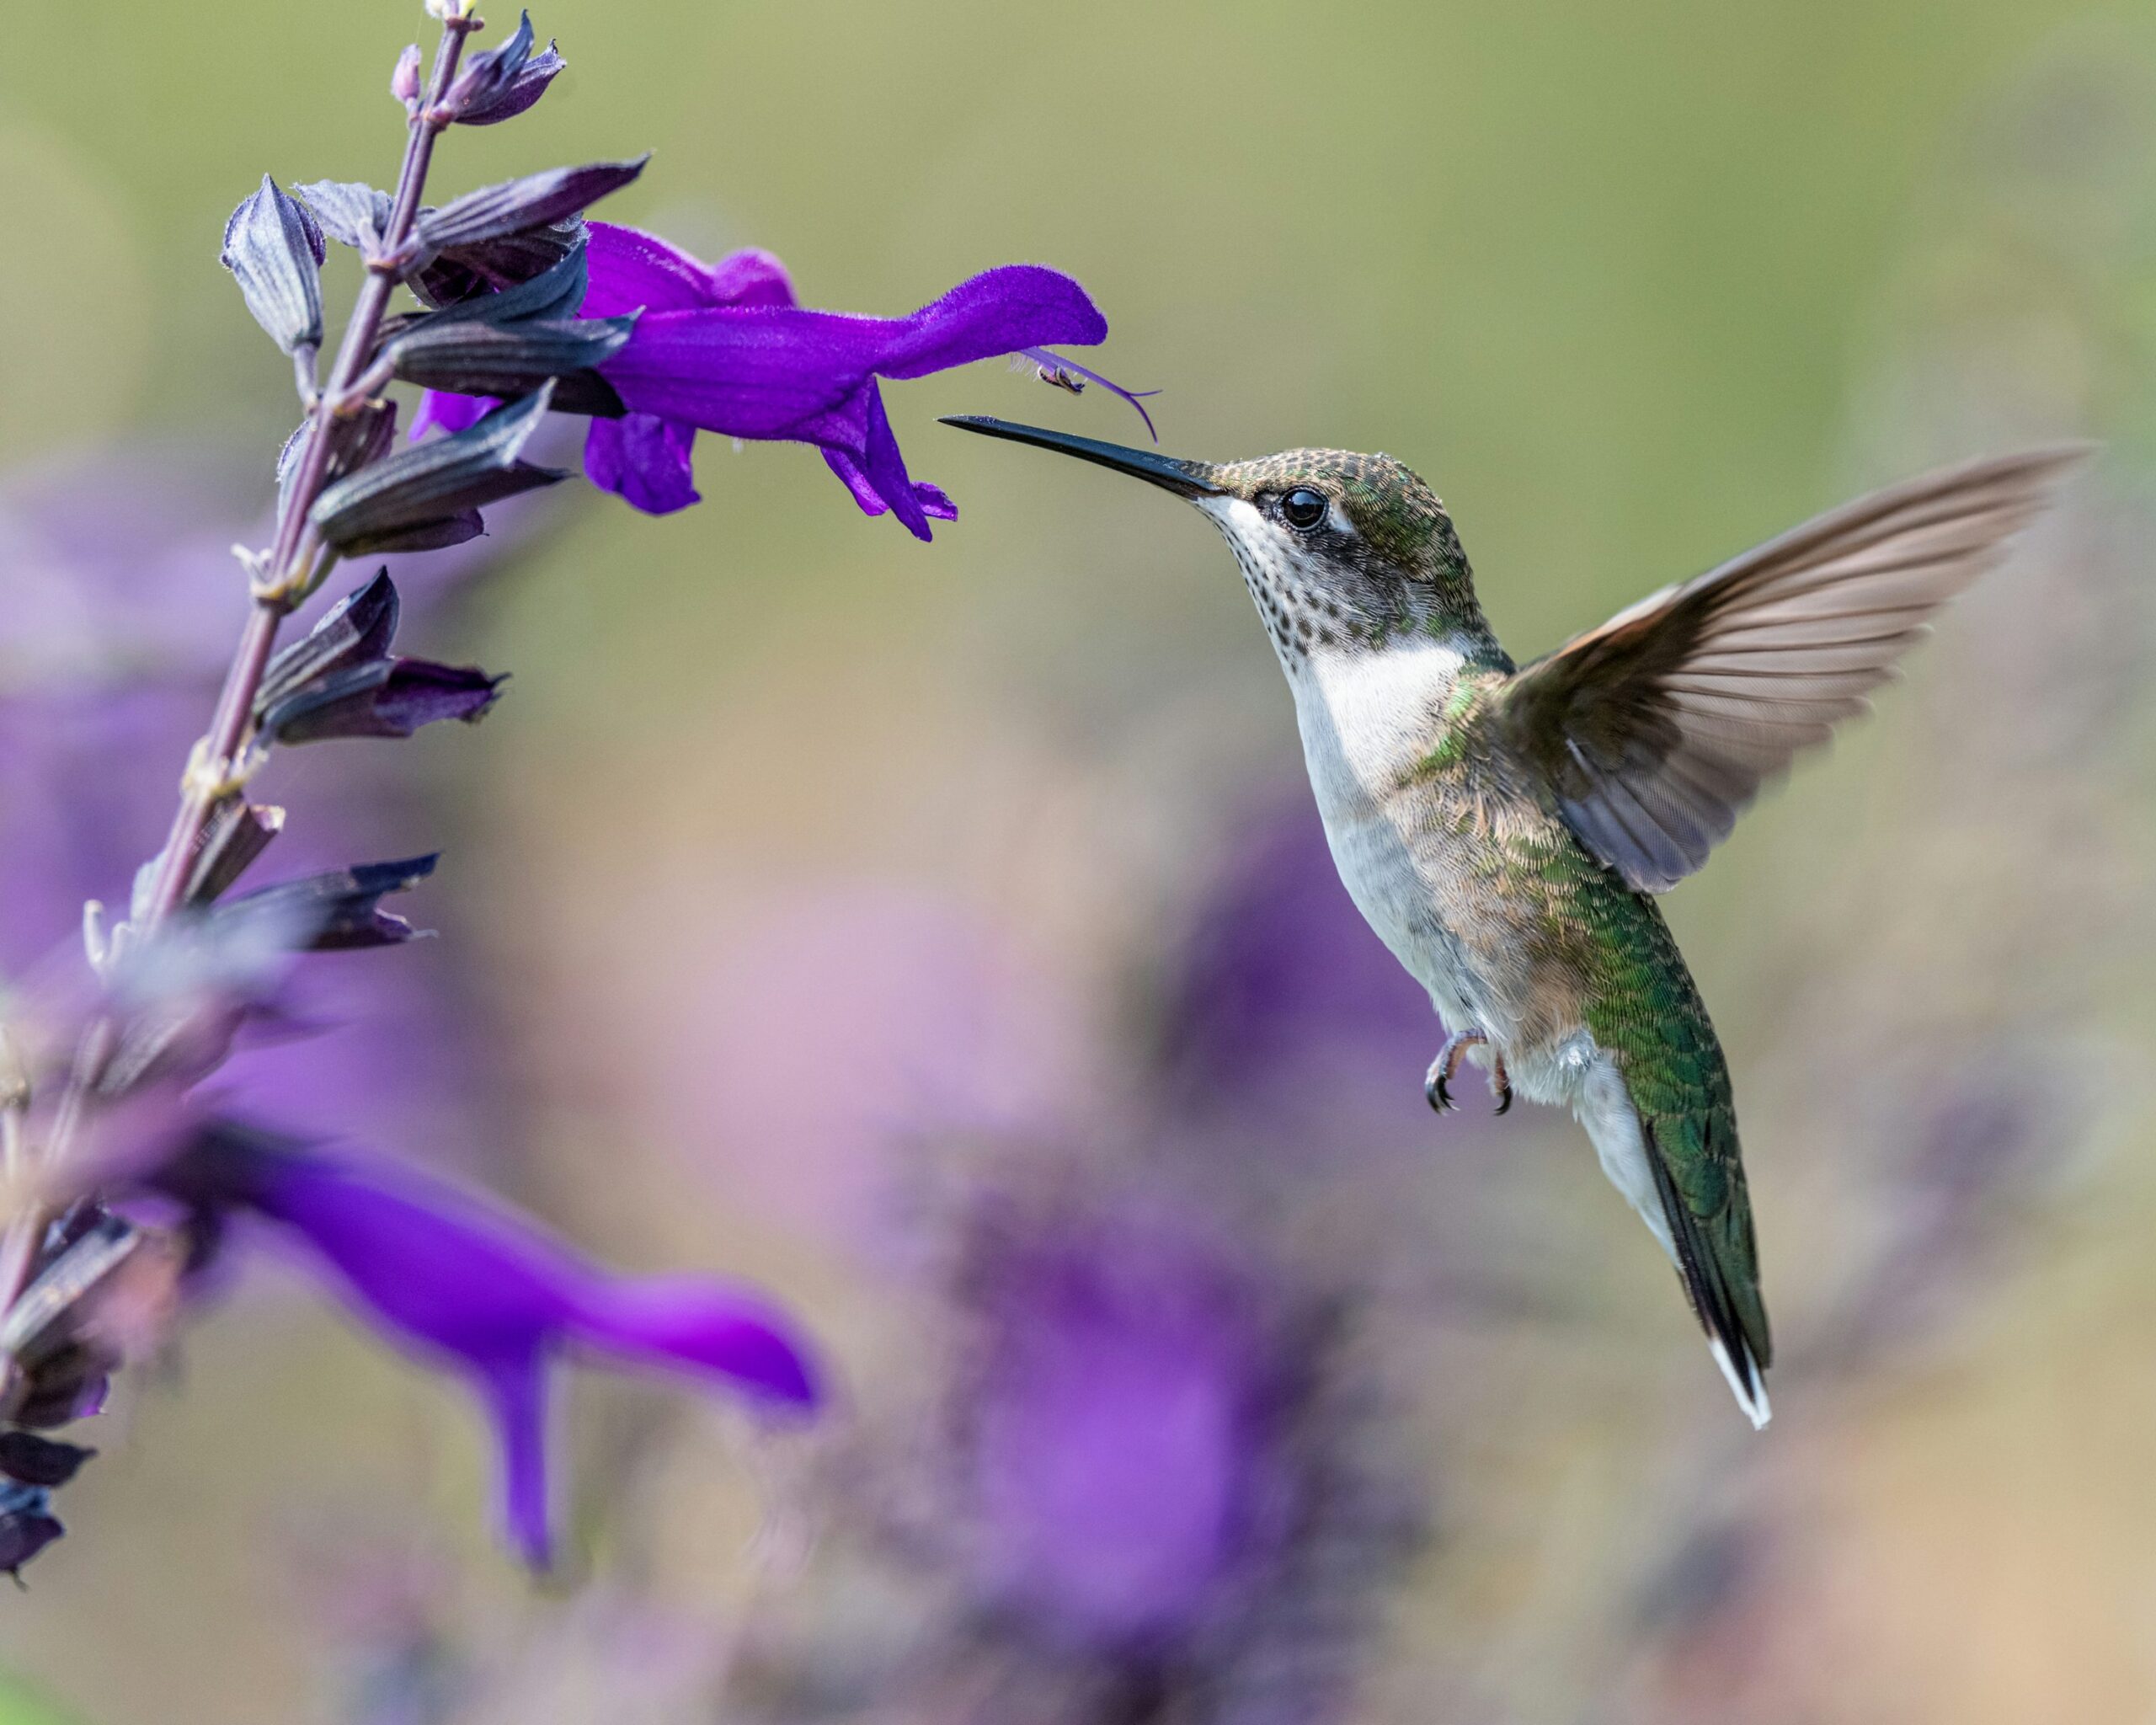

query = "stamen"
[1017,347,1161,442]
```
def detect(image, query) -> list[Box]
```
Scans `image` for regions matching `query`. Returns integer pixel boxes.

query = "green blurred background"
[5,1,2156,1720]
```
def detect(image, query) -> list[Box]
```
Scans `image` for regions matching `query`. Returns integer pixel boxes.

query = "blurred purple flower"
[160,1126,819,1567]
[418,222,1123,537]
[936,1184,1423,1722]
[0,1483,63,1577]
[960,1207,1290,1651]
[1156,793,1439,1127]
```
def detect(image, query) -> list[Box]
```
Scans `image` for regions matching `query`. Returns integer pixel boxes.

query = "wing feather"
[1495,446,2086,890]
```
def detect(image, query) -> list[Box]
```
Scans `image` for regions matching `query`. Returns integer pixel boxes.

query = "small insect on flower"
[1029,360,1087,397]
[1015,346,1161,441]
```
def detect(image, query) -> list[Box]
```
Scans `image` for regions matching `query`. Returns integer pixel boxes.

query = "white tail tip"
[1709,1335,1772,1429]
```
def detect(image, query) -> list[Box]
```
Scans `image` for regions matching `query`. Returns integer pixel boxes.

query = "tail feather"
[1644,1119,1772,1429]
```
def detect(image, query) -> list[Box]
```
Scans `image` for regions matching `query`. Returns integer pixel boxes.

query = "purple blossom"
[0,1483,63,1577]
[960,1209,1288,1650]
[418,222,1129,538]
[940,1186,1424,1720]
[1155,793,1443,1135]
[160,1127,819,1567]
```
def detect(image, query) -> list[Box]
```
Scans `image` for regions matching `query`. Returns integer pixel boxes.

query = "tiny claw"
[1423,1064,1454,1114]
[1426,1028,1492,1120]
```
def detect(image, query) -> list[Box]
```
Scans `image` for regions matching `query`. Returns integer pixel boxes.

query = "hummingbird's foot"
[1426,1029,1511,1115]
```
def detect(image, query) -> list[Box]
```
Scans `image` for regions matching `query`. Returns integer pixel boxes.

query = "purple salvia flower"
[158,1127,819,1566]
[907,1179,1426,1725]
[1156,793,1442,1136]
[417,222,1143,538]
[961,1211,1286,1649]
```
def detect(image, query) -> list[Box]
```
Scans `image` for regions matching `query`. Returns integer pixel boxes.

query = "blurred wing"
[1495,446,2086,892]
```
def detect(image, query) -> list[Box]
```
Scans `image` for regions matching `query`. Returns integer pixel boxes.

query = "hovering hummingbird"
[944,413,2082,1425]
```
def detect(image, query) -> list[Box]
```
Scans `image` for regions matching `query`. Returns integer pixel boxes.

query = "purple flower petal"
[157,1129,819,1567]
[704,247,796,310]
[409,390,498,441]
[582,223,796,317]
[478,1354,554,1565]
[869,266,1108,382]
[583,413,702,515]
[821,450,957,524]
[568,1274,820,1404]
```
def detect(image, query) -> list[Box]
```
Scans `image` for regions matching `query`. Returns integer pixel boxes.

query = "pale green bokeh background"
[4,3,2156,1721]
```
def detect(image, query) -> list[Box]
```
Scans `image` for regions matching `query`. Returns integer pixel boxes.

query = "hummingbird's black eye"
[1280,488,1328,531]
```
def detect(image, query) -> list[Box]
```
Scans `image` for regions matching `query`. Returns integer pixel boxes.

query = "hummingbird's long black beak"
[940,416,1225,499]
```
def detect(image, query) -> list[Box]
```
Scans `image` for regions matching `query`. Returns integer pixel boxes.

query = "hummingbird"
[943,413,2082,1426]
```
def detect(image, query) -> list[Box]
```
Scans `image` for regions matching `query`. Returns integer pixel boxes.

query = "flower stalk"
[137,14,478,932]
[0,16,485,1403]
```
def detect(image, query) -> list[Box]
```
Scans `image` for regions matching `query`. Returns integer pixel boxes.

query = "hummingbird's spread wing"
[1492,446,2086,892]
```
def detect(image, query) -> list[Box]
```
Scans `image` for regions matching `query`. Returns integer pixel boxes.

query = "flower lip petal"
[871,264,1107,382]
[568,1274,821,1409]
[150,1126,825,1567]
[583,414,700,515]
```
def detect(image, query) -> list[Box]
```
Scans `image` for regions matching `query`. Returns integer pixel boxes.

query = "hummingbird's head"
[942,418,1494,665]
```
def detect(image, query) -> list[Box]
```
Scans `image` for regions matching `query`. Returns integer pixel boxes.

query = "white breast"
[1293,636,1470,802]
[1287,637,1486,1028]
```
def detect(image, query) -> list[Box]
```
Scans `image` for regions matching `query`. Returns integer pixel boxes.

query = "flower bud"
[220,175,325,355]
[391,42,424,109]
